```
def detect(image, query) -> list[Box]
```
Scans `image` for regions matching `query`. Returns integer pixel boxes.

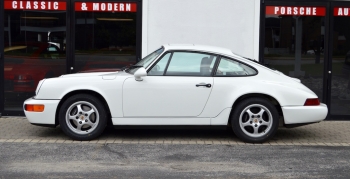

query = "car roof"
[162,44,235,57]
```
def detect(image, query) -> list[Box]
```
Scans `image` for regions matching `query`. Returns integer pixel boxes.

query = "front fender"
[35,76,124,117]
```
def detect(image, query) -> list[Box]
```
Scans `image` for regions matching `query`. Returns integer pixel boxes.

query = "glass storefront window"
[3,0,66,111]
[74,2,137,73]
[331,7,350,115]
[264,6,326,102]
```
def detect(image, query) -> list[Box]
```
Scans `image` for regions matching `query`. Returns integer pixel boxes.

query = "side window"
[215,57,257,76]
[148,53,171,76]
[165,52,216,76]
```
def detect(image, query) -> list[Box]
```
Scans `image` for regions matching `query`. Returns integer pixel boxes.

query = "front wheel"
[59,94,107,140]
[231,98,279,143]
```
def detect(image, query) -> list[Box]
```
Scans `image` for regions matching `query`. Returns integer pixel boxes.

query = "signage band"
[75,2,137,12]
[266,6,325,16]
[334,7,350,16]
[4,0,66,10]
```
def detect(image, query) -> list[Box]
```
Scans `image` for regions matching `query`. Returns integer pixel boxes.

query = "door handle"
[196,83,212,88]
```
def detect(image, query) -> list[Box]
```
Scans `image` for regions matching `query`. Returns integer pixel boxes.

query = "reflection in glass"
[4,10,66,111]
[75,12,137,73]
[331,16,350,115]
[264,15,324,101]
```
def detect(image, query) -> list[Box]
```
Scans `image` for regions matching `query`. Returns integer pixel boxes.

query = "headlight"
[35,79,45,95]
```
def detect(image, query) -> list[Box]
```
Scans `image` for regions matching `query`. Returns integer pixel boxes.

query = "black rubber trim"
[31,123,57,128]
[284,122,319,128]
[113,125,228,130]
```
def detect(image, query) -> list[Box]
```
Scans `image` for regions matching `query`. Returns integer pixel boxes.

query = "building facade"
[0,0,349,119]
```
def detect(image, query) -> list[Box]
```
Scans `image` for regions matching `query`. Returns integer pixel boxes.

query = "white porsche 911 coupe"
[24,44,328,143]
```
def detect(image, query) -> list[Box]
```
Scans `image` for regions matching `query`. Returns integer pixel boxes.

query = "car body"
[24,44,328,143]
[306,50,315,55]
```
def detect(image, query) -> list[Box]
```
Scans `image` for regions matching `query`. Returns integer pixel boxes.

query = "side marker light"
[25,104,45,112]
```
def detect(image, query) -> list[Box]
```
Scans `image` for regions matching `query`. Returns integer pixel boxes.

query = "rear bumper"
[23,98,60,125]
[282,103,328,124]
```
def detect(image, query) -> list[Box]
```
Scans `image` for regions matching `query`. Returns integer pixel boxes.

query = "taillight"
[304,98,320,106]
[25,104,45,112]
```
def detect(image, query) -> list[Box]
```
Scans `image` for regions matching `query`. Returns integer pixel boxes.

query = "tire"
[59,94,107,140]
[231,98,279,143]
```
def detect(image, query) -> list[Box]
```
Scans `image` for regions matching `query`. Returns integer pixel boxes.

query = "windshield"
[127,47,164,74]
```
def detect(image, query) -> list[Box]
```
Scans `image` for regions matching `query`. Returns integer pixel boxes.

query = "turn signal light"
[304,98,320,106]
[25,104,45,112]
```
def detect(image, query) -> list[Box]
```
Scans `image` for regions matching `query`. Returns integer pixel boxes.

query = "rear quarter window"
[215,57,257,76]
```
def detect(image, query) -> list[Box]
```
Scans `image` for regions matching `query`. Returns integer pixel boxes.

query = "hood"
[59,71,119,78]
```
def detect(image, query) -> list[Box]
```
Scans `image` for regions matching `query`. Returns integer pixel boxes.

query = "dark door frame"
[0,0,4,116]
[0,0,142,116]
[260,0,333,119]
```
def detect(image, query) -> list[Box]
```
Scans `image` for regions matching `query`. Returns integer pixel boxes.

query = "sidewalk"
[1,117,350,146]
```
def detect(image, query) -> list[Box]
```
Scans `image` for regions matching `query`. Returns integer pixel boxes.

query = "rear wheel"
[231,98,279,143]
[59,94,107,140]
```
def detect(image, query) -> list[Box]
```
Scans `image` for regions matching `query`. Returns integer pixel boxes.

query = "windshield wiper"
[122,64,142,71]
[129,65,143,69]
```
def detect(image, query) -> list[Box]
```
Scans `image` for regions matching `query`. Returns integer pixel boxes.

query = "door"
[122,51,217,117]
[262,3,328,104]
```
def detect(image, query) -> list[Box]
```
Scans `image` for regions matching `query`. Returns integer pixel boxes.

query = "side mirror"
[134,67,147,81]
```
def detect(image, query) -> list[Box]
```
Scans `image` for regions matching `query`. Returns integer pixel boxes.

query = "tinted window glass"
[75,11,137,73]
[215,57,256,76]
[4,8,66,111]
[165,52,216,76]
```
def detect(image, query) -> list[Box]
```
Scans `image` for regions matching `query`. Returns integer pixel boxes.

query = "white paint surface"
[142,0,260,60]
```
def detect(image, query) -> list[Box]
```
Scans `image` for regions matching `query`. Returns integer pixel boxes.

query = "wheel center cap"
[253,119,259,123]
[80,115,85,120]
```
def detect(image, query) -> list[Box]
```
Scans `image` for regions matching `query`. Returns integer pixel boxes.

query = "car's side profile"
[24,44,328,143]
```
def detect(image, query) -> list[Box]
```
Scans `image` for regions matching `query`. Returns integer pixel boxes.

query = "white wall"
[142,0,260,60]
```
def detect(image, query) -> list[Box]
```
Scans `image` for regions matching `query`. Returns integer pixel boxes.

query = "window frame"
[213,56,259,77]
[147,52,173,76]
[147,50,220,77]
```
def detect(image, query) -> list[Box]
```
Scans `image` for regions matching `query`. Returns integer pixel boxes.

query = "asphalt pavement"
[1,117,350,178]
[0,142,349,178]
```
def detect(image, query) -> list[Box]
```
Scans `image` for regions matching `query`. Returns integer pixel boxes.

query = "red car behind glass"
[79,60,134,73]
[4,42,65,92]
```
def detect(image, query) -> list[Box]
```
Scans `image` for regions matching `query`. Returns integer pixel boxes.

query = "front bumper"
[282,103,328,124]
[23,97,60,125]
